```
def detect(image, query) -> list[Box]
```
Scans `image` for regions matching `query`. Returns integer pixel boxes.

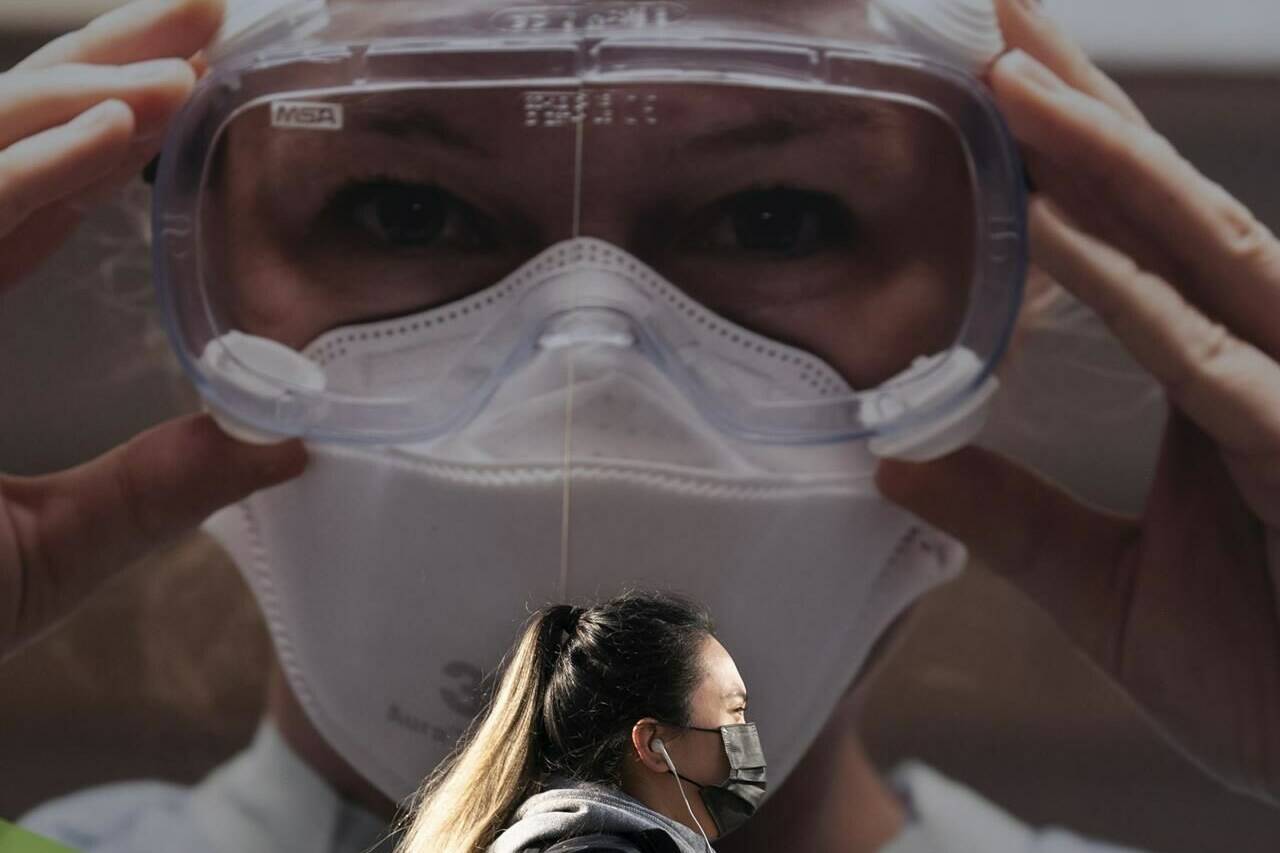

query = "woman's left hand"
[878,0,1280,804]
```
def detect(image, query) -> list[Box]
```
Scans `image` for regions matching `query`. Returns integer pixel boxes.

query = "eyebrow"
[347,104,494,158]
[339,98,892,161]
[724,688,749,705]
[679,102,889,157]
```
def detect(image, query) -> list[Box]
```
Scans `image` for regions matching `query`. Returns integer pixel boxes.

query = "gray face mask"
[660,723,768,838]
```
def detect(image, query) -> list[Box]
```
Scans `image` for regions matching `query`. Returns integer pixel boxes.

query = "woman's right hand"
[1,0,308,663]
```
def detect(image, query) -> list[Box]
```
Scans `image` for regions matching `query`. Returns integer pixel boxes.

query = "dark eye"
[692,188,856,258]
[336,180,493,250]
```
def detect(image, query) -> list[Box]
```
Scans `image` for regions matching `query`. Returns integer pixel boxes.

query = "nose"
[538,309,637,350]
[518,253,659,324]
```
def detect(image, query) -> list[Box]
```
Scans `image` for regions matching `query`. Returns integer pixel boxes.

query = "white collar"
[878,762,1141,853]
[880,762,1033,853]
[187,722,396,853]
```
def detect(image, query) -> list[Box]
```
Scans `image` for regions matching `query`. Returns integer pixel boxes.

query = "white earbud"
[650,735,712,850]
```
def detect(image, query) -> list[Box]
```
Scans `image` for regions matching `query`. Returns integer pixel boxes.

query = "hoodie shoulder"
[539,830,681,853]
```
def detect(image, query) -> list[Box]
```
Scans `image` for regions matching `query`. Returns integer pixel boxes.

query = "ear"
[631,718,673,775]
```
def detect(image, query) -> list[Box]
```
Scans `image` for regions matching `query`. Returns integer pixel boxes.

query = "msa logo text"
[271,101,344,131]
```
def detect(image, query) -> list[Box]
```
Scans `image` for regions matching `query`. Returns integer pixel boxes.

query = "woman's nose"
[571,212,636,253]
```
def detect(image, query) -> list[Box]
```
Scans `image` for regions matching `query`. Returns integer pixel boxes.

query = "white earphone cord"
[654,741,714,852]
[556,92,589,603]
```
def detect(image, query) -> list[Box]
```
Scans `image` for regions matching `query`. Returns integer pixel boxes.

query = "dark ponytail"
[540,594,713,782]
[399,592,714,852]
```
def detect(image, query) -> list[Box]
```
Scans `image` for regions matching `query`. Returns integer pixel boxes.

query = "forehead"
[697,635,746,698]
[229,82,916,147]
[224,83,930,202]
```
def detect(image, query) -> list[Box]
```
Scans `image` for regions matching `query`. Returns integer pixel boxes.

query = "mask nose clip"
[537,308,637,351]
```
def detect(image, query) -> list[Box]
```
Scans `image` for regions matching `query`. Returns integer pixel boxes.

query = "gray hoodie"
[488,779,709,853]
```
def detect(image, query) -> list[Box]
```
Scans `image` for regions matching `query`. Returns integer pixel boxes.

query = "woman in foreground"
[401,592,762,853]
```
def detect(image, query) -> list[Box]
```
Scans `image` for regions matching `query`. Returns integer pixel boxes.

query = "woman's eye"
[691,188,856,258]
[334,180,492,250]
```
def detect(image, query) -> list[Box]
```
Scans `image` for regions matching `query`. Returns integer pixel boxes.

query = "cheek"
[799,118,977,386]
[682,739,732,784]
[216,137,347,347]
[674,717,734,781]
[732,256,968,390]
[823,217,974,387]
[223,232,341,348]
[845,259,969,382]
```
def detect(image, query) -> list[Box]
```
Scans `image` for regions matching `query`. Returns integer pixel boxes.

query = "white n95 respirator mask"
[204,238,970,801]
[159,0,1025,807]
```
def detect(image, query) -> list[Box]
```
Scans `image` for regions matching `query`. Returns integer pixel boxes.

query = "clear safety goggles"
[152,0,1027,459]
